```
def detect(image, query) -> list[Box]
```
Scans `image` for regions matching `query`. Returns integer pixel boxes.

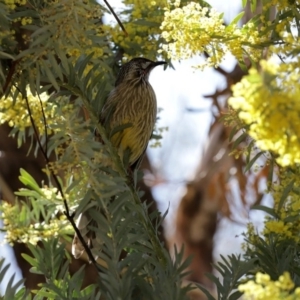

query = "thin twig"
[37,92,48,156]
[15,85,101,272]
[103,0,128,36]
[2,60,20,95]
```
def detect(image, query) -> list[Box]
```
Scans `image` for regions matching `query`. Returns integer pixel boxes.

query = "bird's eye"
[137,69,145,76]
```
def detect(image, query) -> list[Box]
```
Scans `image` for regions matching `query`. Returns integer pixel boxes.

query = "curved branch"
[15,84,101,273]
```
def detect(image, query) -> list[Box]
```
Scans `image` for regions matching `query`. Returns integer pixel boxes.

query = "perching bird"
[72,57,166,259]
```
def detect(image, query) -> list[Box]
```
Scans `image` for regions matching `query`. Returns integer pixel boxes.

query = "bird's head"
[115,57,166,86]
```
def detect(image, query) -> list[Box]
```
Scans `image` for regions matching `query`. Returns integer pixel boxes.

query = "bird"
[101,57,167,169]
[72,57,166,259]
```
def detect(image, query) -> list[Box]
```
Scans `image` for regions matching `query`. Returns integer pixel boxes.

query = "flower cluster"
[103,0,167,62]
[1,187,73,245]
[0,87,57,133]
[239,272,300,300]
[0,87,73,135]
[159,1,266,68]
[269,32,300,86]
[260,0,298,35]
[39,0,109,61]
[160,2,225,66]
[261,166,300,241]
[3,0,111,70]
[3,0,26,10]
[229,59,300,167]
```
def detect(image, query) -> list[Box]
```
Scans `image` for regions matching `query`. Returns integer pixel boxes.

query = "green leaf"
[133,20,160,27]
[15,189,42,198]
[242,0,247,8]
[0,263,10,282]
[229,125,238,142]
[251,205,279,218]
[151,133,162,140]
[15,47,41,60]
[109,123,132,139]
[250,0,257,12]
[41,59,60,91]
[21,253,38,268]
[84,63,100,90]
[75,53,95,79]
[198,0,212,8]
[55,44,70,74]
[0,260,26,299]
[284,214,300,223]
[237,59,249,72]
[228,11,245,27]
[30,24,52,38]
[278,179,295,211]
[93,79,109,114]
[244,151,264,172]
[0,51,14,59]
[267,158,274,187]
[229,290,243,300]
[14,288,32,300]
[231,131,248,150]
[31,30,52,48]
[196,284,215,300]
[19,168,43,194]
[245,140,255,164]
[48,52,64,81]
[9,10,38,19]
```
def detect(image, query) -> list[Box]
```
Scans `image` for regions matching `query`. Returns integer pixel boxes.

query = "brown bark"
[170,62,249,292]
[171,124,230,288]
[171,54,270,297]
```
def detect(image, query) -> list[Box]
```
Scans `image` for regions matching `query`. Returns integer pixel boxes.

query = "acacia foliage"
[1,0,300,299]
[0,0,191,299]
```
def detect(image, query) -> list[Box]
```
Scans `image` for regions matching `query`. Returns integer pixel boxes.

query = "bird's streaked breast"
[101,79,157,164]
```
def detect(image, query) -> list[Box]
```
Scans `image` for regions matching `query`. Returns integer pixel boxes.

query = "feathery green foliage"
[0,0,192,298]
[2,0,300,299]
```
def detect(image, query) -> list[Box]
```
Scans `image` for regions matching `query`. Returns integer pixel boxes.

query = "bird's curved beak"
[153,61,167,67]
[146,61,167,73]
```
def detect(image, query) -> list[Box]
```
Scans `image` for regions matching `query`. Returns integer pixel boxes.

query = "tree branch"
[103,0,128,36]
[15,85,101,273]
